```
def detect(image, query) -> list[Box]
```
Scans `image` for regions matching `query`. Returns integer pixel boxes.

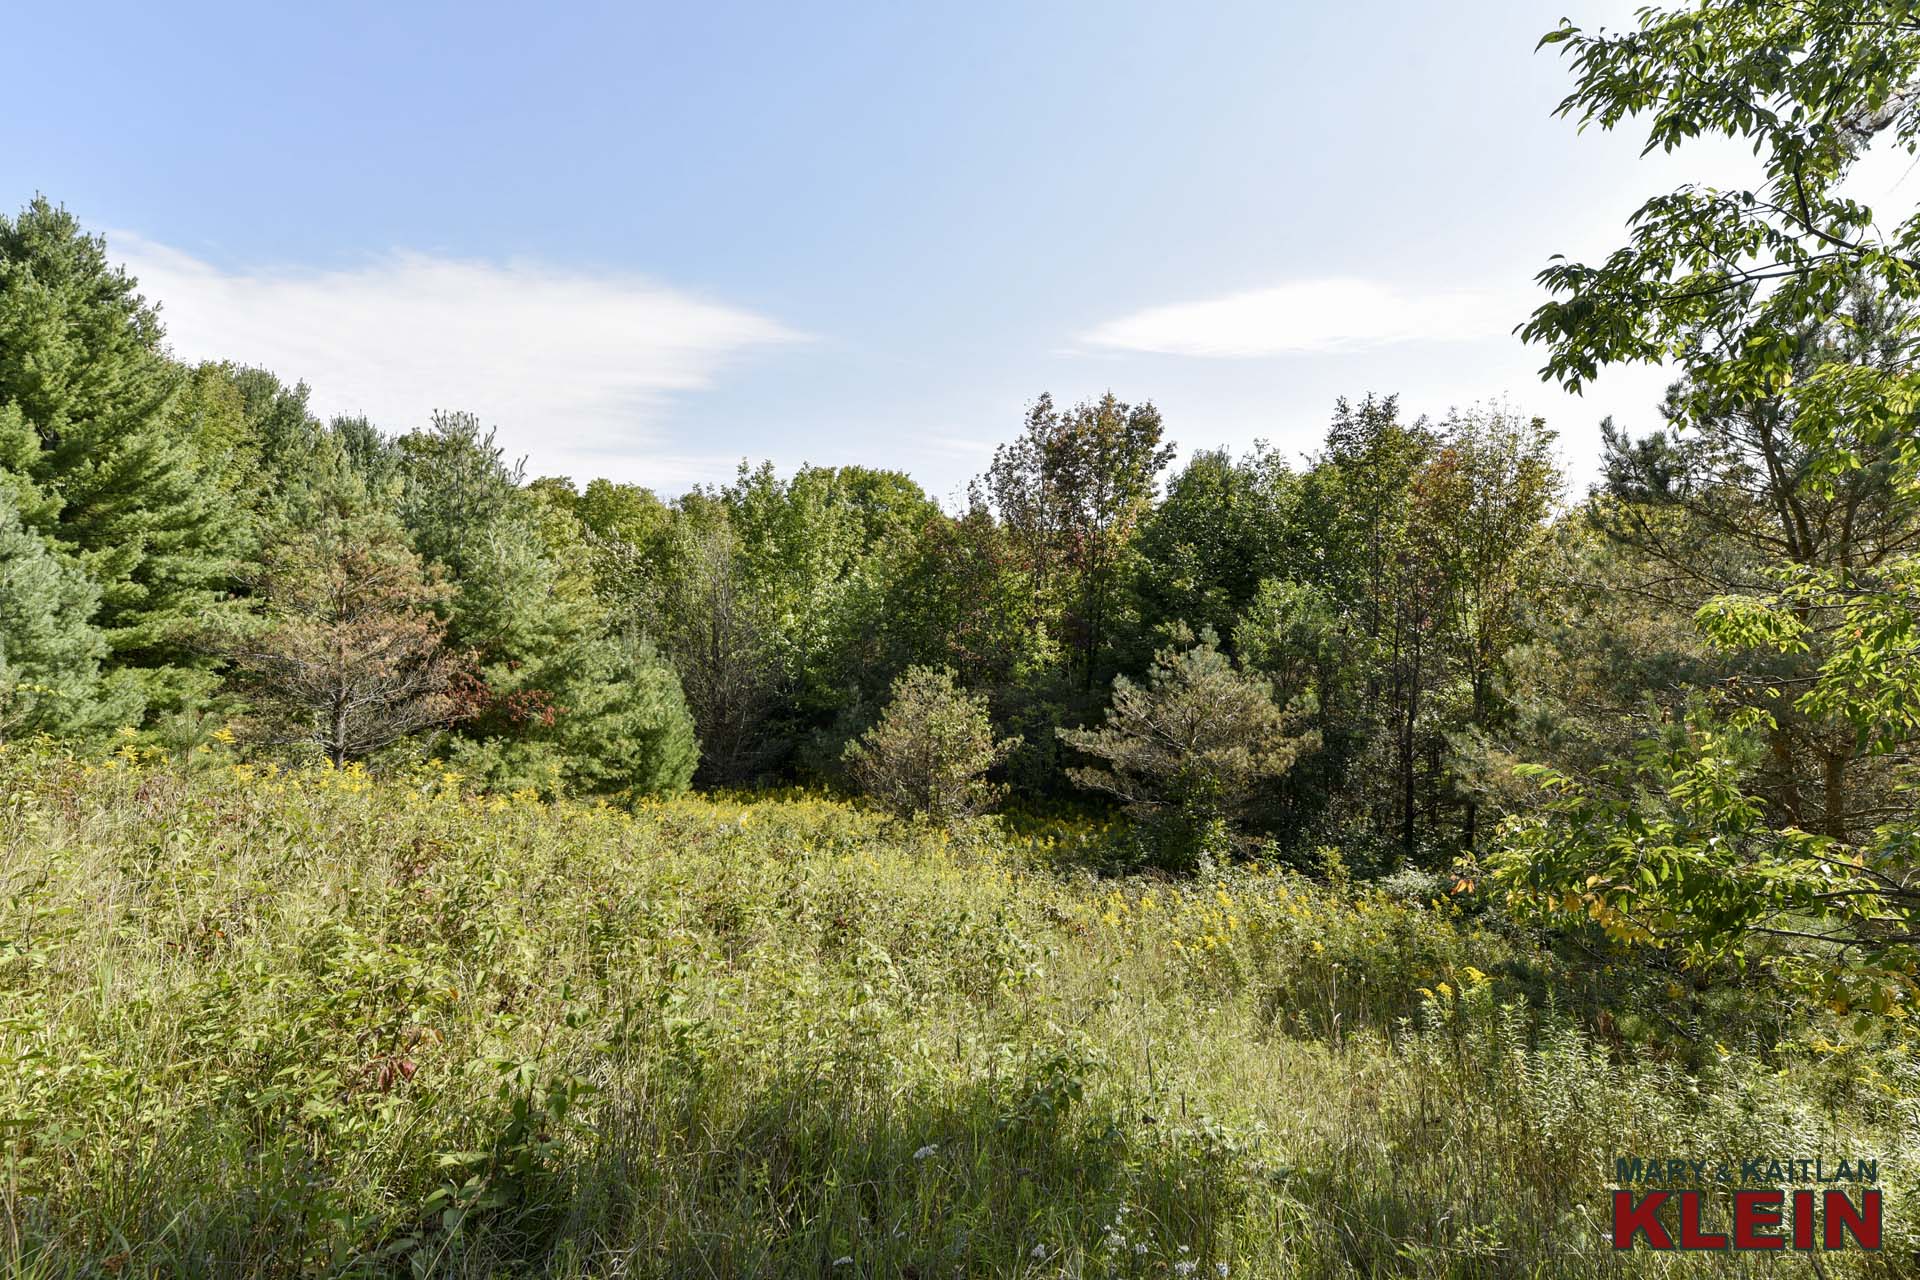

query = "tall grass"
[1,745,1914,1277]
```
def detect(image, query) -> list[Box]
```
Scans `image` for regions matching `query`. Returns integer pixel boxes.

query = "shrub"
[1061,630,1316,872]
[843,665,1018,825]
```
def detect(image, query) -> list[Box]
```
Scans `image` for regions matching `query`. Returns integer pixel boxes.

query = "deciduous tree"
[983,393,1175,690]
[1498,0,1920,1011]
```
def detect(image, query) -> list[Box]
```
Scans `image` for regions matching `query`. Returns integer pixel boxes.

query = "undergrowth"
[1,744,1914,1277]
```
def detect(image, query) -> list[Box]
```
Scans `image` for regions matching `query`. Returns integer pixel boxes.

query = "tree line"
[0,198,1584,869]
[3,112,1919,910]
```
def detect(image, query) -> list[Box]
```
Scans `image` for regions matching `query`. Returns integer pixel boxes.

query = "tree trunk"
[330,685,349,767]
[1823,744,1850,843]
[1400,663,1419,862]
[1769,728,1801,828]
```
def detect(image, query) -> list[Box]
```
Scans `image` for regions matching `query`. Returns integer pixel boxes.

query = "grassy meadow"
[2,744,1915,1278]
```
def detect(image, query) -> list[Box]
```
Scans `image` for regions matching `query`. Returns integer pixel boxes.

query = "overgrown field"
[3,747,1915,1278]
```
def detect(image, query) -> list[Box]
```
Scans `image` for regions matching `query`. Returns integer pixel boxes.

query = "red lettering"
[1678,1190,1727,1249]
[1792,1190,1815,1249]
[1732,1190,1784,1250]
[1613,1191,1672,1250]
[1823,1189,1882,1250]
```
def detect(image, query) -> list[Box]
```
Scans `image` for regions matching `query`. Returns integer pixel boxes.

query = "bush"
[1061,630,1317,873]
[843,665,1018,825]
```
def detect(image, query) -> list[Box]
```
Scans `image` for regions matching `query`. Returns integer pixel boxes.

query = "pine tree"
[230,477,465,765]
[395,412,698,798]
[0,484,129,740]
[0,198,249,716]
[1062,630,1315,872]
[843,665,1018,825]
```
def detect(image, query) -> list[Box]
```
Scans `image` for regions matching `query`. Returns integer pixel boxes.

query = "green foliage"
[1062,631,1315,872]
[1132,445,1299,648]
[622,495,782,784]
[983,392,1176,691]
[571,461,940,787]
[0,197,250,715]
[443,633,698,802]
[1526,1,1920,395]
[0,194,1572,858]
[0,485,127,740]
[15,22,1920,1275]
[1584,289,1920,842]
[5,750,1914,1278]
[228,474,466,765]
[1126,400,1566,865]
[723,461,872,724]
[1231,579,1362,846]
[1287,396,1439,858]
[843,665,1019,825]
[1494,0,1920,1011]
[391,413,697,800]
[1234,580,1344,718]
[868,502,1060,702]
[1412,406,1563,850]
[1499,466,1920,1015]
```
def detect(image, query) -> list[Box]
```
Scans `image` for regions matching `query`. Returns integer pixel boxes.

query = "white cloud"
[112,233,803,484]
[1079,278,1517,358]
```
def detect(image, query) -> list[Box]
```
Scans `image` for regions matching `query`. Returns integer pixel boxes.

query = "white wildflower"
[832,1258,852,1268]
[1215,1265,1230,1278]
[1133,1243,1149,1256]
[913,1144,939,1160]
[1030,1243,1048,1260]
[1175,1263,1198,1278]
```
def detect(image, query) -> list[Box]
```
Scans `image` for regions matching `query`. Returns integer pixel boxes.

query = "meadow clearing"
[3,744,1913,1279]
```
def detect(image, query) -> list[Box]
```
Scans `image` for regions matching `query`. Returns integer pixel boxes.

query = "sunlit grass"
[1,744,1914,1277]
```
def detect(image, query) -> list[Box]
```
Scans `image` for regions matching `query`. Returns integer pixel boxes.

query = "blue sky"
[7,1,1861,502]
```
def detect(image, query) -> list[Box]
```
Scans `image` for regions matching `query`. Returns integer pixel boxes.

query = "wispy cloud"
[1078,278,1515,358]
[112,233,803,483]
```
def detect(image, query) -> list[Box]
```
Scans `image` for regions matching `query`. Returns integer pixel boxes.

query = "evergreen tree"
[230,476,465,765]
[844,665,1018,826]
[0,484,127,740]
[1062,630,1315,872]
[394,411,697,798]
[0,198,249,715]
